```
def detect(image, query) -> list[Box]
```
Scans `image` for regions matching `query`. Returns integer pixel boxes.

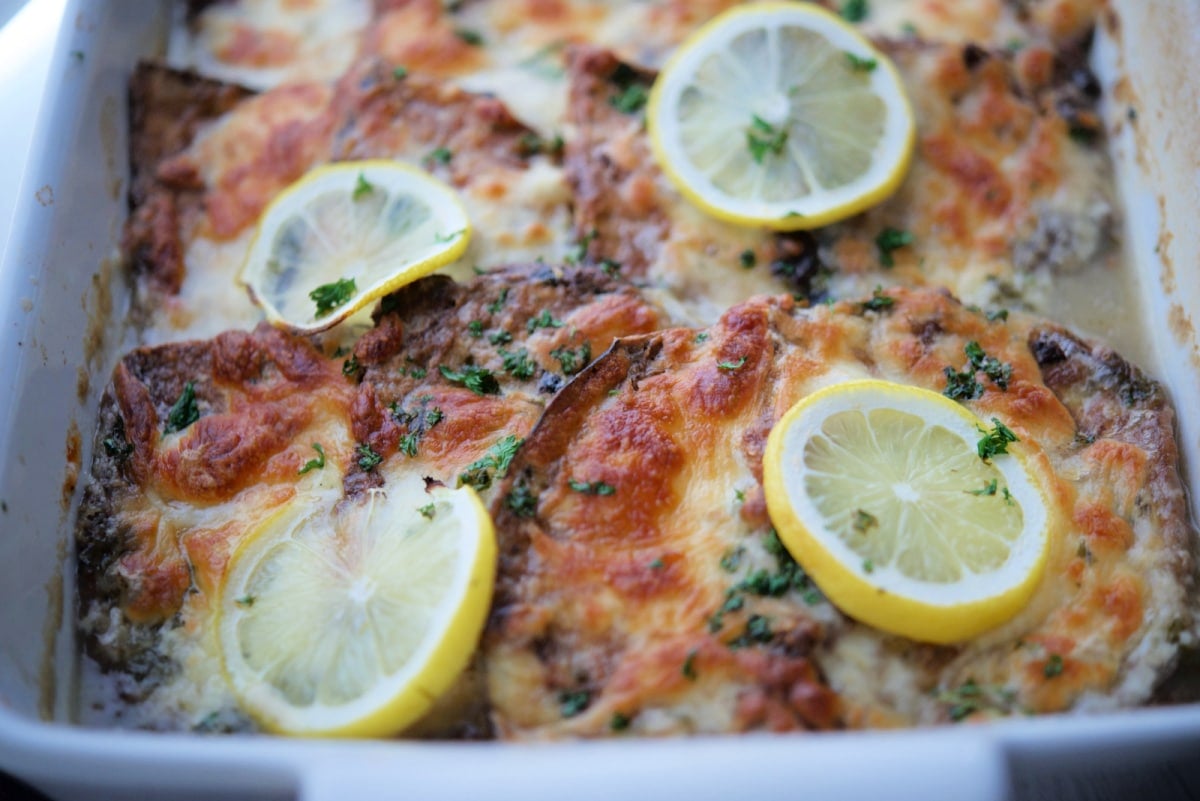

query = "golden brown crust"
[486,287,1193,735]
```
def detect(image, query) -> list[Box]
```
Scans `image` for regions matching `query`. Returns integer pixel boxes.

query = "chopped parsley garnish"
[392,65,408,80]
[454,27,484,46]
[609,83,648,114]
[434,228,465,243]
[467,320,484,338]
[935,679,1017,722]
[728,614,774,650]
[964,341,1013,390]
[840,0,869,22]
[500,348,537,380]
[408,367,428,380]
[235,595,255,607]
[682,649,699,681]
[489,329,513,346]
[694,332,710,343]
[418,503,436,520]
[164,382,200,434]
[875,227,914,268]
[102,423,134,460]
[526,308,564,333]
[310,278,357,318]
[863,559,875,574]
[734,488,746,503]
[551,342,592,375]
[439,364,500,395]
[567,479,616,496]
[353,172,375,201]
[356,443,383,471]
[458,435,524,490]
[852,509,878,534]
[342,355,363,379]
[559,690,591,718]
[746,115,789,165]
[844,52,878,72]
[968,478,998,497]
[717,356,747,371]
[1044,654,1064,678]
[986,308,1009,322]
[505,481,537,517]
[398,433,420,458]
[426,408,444,427]
[298,443,326,474]
[976,418,1019,461]
[427,146,453,166]
[566,230,597,264]
[649,557,665,570]
[600,259,622,276]
[943,366,984,401]
[610,712,631,731]
[739,249,756,269]
[720,547,745,573]
[486,288,509,315]
[861,285,895,312]
[1002,487,1014,505]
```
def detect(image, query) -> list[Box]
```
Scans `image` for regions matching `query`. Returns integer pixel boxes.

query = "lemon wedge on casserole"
[239,160,471,335]
[763,380,1050,644]
[647,3,915,230]
[217,480,496,737]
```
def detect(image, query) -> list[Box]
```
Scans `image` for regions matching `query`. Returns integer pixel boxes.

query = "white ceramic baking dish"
[1,1,1198,799]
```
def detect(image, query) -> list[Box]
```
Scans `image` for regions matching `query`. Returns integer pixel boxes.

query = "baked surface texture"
[486,288,1191,736]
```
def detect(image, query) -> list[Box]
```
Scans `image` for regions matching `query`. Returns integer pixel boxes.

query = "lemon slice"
[239,160,471,334]
[217,480,496,737]
[763,380,1049,644]
[647,3,915,230]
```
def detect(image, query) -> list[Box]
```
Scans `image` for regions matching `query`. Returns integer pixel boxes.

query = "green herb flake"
[398,433,420,458]
[551,342,592,375]
[486,288,509,315]
[861,285,895,312]
[694,332,710,343]
[458,435,525,489]
[1002,487,1014,505]
[968,478,998,497]
[600,259,622,276]
[852,509,878,534]
[863,559,875,574]
[875,227,914,268]
[164,382,201,434]
[426,408,444,427]
[505,481,538,517]
[976,418,1019,461]
[489,329,514,346]
[986,308,1009,322]
[467,320,484,338]
[342,355,362,379]
[565,229,597,264]
[746,114,789,165]
[235,595,256,607]
[298,443,327,475]
[719,547,744,573]
[427,146,453,166]
[943,366,984,401]
[409,367,428,380]
[310,278,357,318]
[739,249,757,270]
[718,356,747,371]
[844,52,878,72]
[500,348,537,380]
[356,443,383,472]
[840,0,869,22]
[434,228,465,243]
[559,690,591,718]
[392,65,408,80]
[568,479,616,496]
[454,27,484,46]
[1044,654,1064,679]
[439,364,501,395]
[648,557,665,570]
[610,712,631,731]
[964,340,1013,390]
[527,308,564,333]
[728,614,774,650]
[418,503,436,520]
[609,83,649,114]
[734,488,746,503]
[682,649,699,681]
[353,172,375,201]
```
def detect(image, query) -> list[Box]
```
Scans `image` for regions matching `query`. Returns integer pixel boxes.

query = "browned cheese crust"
[485,287,1191,737]
[563,39,1113,318]
[75,265,667,729]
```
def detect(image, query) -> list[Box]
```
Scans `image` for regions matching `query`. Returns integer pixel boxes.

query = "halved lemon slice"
[239,160,471,334]
[647,3,915,230]
[763,380,1050,644]
[217,480,496,737]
